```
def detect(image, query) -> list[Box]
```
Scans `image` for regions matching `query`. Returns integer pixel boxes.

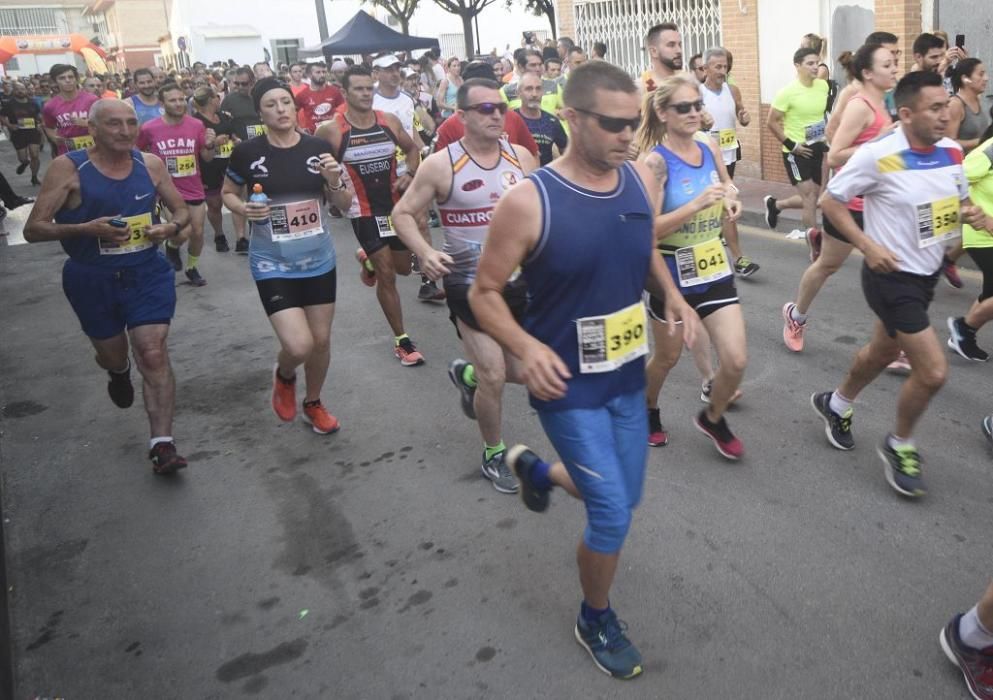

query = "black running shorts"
[445,283,527,336]
[351,216,408,257]
[860,263,938,338]
[782,147,825,186]
[255,269,337,316]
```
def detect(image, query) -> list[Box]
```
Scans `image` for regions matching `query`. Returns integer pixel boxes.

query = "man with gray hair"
[700,46,758,277]
[25,99,193,475]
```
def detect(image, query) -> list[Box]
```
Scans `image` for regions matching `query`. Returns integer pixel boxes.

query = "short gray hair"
[703,47,728,64]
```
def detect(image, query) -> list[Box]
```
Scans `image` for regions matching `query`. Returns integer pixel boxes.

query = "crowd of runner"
[4,23,993,696]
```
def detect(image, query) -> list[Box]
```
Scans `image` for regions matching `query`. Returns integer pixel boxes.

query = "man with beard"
[129,68,164,126]
[294,62,344,134]
[515,72,567,165]
[640,23,683,94]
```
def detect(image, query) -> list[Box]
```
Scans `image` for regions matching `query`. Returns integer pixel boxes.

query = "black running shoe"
[31,177,40,186]
[16,161,28,175]
[107,366,134,408]
[447,359,477,419]
[506,444,550,512]
[763,195,779,229]
[185,267,207,287]
[149,442,188,475]
[235,237,249,254]
[878,437,925,498]
[165,243,182,271]
[214,235,230,253]
[418,279,446,302]
[947,317,989,362]
[8,196,34,210]
[810,392,854,450]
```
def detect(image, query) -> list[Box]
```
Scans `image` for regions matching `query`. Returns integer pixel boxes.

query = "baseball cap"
[372,54,402,69]
[331,60,347,71]
[402,67,418,78]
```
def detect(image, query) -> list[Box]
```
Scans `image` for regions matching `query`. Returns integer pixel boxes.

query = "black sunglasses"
[669,100,705,114]
[574,107,641,133]
[463,102,508,115]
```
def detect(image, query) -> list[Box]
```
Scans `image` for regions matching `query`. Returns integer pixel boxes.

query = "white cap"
[372,54,401,68]
[402,67,418,78]
[331,60,347,71]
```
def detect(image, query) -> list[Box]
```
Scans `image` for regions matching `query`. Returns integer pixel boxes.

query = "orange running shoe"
[782,302,807,353]
[394,336,425,366]
[302,400,340,434]
[271,364,297,422]
[355,248,376,287]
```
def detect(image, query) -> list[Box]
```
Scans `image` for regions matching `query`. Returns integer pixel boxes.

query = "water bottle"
[249,183,270,225]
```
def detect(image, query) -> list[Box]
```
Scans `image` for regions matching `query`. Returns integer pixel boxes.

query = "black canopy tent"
[299,11,440,60]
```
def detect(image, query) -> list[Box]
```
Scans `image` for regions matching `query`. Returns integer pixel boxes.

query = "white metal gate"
[574,0,722,78]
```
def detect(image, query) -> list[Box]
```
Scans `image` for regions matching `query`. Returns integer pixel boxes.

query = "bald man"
[25,99,193,475]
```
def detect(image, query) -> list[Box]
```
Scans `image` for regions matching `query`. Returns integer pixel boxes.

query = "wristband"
[783,138,797,151]
[328,180,346,191]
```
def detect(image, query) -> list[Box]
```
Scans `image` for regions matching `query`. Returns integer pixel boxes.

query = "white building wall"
[758,0,875,104]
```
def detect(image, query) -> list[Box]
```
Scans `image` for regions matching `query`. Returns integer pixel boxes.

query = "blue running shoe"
[574,608,643,679]
[506,444,550,513]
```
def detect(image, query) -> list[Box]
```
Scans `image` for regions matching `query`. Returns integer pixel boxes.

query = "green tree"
[432,0,495,57]
[372,0,420,35]
[507,0,556,38]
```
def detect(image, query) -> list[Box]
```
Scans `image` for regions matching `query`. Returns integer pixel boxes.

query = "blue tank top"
[524,163,654,411]
[130,95,163,125]
[654,141,726,295]
[55,149,161,268]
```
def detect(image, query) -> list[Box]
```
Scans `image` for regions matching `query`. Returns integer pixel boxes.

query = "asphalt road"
[1,147,991,699]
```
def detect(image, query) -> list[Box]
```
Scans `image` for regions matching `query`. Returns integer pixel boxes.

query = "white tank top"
[437,137,525,287]
[701,81,738,165]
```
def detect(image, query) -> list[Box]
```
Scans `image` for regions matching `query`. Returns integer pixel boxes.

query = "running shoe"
[805,227,822,263]
[107,367,134,409]
[734,256,760,278]
[355,248,376,287]
[235,237,249,254]
[574,608,643,680]
[948,317,989,362]
[506,444,550,512]
[810,391,854,450]
[31,176,40,186]
[647,408,668,447]
[983,416,993,447]
[214,235,230,253]
[165,243,182,271]
[782,302,807,353]
[8,196,33,209]
[939,613,993,700]
[481,450,519,494]
[693,409,744,460]
[149,441,188,475]
[185,267,207,287]
[271,365,297,422]
[700,380,742,405]
[763,195,779,229]
[394,337,425,366]
[447,359,477,419]
[302,400,340,434]
[16,161,28,175]
[418,279,446,302]
[942,256,964,289]
[878,436,926,498]
[886,351,911,374]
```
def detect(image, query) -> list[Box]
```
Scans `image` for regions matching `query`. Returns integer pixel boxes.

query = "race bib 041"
[576,302,648,374]
[675,238,731,287]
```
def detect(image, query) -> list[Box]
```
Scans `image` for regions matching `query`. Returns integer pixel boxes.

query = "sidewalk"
[735,175,803,232]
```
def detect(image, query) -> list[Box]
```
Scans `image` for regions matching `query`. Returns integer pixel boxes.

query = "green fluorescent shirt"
[771,79,829,152]
[964,136,993,248]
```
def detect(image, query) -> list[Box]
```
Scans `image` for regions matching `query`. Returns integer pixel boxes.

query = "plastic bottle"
[249,183,270,225]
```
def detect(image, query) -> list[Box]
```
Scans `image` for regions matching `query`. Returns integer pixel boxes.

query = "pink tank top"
[842,94,888,212]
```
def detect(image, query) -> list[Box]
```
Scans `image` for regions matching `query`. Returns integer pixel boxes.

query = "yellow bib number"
[70,135,94,150]
[246,124,267,138]
[675,237,731,287]
[718,128,737,149]
[917,195,961,248]
[577,302,648,374]
[99,213,154,255]
[19,117,36,129]
[215,141,233,158]
[167,154,197,177]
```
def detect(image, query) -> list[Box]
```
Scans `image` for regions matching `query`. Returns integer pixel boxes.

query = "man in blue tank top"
[470,62,700,680]
[25,99,193,475]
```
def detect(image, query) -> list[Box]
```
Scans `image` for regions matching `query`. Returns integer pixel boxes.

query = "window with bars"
[0,7,63,35]
[273,38,301,67]
[574,0,721,78]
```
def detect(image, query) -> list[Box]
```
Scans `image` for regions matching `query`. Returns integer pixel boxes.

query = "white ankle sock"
[959,605,993,650]
[790,306,808,324]
[150,436,174,449]
[887,434,914,450]
[828,391,852,415]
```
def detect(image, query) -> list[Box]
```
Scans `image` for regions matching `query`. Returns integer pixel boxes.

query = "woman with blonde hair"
[801,33,831,81]
[637,76,746,459]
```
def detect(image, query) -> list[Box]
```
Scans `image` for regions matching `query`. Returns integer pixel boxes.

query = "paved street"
[1,147,990,699]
